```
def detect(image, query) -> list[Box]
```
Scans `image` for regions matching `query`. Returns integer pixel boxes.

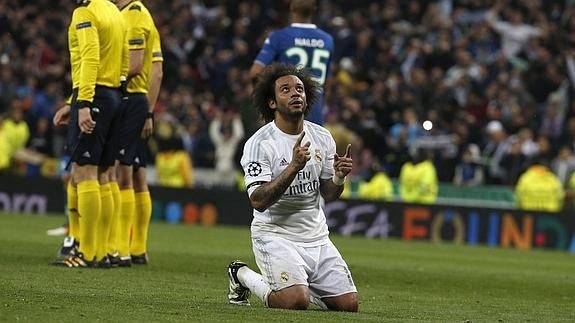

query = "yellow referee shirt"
[121,1,163,94]
[68,0,128,102]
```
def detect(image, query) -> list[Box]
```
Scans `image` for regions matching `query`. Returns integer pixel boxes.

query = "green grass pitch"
[0,212,573,322]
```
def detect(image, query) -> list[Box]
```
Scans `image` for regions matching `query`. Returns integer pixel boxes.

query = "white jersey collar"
[290,23,317,29]
[272,120,306,139]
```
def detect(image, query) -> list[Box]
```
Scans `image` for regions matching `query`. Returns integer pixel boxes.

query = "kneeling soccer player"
[228,63,358,312]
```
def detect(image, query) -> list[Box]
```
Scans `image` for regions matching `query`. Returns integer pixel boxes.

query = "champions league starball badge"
[247,162,263,177]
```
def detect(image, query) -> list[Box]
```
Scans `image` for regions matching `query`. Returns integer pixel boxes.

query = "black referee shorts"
[116,93,148,166]
[133,136,150,170]
[70,86,122,167]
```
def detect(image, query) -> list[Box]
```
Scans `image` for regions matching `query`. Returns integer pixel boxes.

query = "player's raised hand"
[334,144,353,178]
[291,131,311,171]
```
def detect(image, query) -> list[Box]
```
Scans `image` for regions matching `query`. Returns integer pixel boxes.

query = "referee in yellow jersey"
[52,0,129,268]
[111,0,163,267]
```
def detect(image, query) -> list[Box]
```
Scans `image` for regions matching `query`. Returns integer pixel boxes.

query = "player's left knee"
[326,292,359,312]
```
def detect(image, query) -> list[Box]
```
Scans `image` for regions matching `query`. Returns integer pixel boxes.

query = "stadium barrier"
[1,173,573,253]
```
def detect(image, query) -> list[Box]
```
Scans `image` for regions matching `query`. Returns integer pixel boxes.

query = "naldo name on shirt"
[294,38,325,48]
[286,170,319,196]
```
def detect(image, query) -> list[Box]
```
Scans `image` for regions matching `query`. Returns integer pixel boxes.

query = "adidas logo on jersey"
[119,148,125,156]
[280,158,289,167]
[134,157,140,164]
[81,151,91,158]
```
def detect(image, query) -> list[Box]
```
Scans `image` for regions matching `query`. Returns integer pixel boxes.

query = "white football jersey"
[241,120,336,245]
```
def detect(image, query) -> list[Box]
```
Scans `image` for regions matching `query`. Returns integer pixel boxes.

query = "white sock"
[237,266,271,306]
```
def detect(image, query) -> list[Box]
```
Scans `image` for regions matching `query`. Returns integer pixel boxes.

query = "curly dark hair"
[252,63,320,123]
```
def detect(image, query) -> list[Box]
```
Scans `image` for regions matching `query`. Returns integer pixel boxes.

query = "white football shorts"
[251,235,357,298]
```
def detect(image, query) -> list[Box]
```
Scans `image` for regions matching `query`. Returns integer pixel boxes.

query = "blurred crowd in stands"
[2,0,575,210]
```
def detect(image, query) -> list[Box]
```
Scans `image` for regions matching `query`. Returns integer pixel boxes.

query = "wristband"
[77,100,92,110]
[146,111,154,119]
[332,175,346,186]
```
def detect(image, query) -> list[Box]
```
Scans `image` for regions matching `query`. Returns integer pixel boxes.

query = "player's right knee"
[268,286,310,310]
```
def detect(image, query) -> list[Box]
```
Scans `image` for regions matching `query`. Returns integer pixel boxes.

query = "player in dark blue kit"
[250,0,334,125]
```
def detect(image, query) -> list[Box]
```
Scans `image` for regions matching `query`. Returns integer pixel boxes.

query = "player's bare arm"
[320,144,352,201]
[250,131,311,212]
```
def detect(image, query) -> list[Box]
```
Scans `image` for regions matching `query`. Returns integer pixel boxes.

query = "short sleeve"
[241,139,272,196]
[253,31,277,66]
[150,27,163,62]
[125,4,148,51]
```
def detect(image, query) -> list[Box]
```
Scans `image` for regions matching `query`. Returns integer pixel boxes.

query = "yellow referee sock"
[131,191,152,255]
[108,181,121,255]
[67,182,80,241]
[96,183,113,261]
[77,180,100,262]
[118,189,135,258]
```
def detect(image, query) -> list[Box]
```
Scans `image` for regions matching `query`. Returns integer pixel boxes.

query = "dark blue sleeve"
[254,32,277,66]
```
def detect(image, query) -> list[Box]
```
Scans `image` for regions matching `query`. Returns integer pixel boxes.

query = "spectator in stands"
[27,77,60,129]
[486,6,545,60]
[209,108,244,187]
[0,105,45,172]
[3,105,30,156]
[499,138,528,186]
[535,135,554,162]
[389,107,422,150]
[399,148,438,204]
[453,144,484,187]
[444,49,483,89]
[539,93,568,142]
[343,161,393,201]
[515,158,564,212]
[517,127,538,158]
[482,120,511,185]
[551,145,575,187]
[154,119,193,188]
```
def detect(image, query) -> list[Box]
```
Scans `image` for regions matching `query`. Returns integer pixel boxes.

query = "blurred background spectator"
[209,108,244,188]
[515,158,564,212]
[153,117,194,188]
[342,161,394,201]
[453,143,484,187]
[1,0,575,210]
[399,148,438,204]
